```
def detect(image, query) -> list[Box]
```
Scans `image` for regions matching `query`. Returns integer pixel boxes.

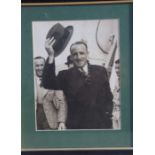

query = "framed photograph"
[21,0,133,151]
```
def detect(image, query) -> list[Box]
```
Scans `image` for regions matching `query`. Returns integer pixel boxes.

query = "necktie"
[79,67,88,77]
[79,67,92,85]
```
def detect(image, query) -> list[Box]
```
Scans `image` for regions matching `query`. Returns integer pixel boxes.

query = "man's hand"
[53,90,66,109]
[45,37,56,64]
[58,122,66,130]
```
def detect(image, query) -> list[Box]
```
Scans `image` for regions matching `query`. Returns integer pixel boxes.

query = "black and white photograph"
[32,19,120,131]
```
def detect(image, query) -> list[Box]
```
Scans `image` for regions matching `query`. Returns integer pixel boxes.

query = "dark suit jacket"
[43,61,113,129]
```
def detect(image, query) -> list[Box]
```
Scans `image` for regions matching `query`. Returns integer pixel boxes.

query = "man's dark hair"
[70,41,88,52]
[34,56,45,63]
[65,55,73,65]
[115,59,120,64]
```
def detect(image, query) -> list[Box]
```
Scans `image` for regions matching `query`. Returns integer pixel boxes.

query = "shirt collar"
[36,76,42,86]
[78,63,88,75]
[83,63,88,74]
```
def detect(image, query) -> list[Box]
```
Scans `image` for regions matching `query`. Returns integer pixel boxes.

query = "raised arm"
[42,38,57,89]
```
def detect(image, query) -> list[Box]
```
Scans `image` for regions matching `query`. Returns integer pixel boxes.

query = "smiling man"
[43,40,113,129]
[35,57,45,78]
[34,56,50,129]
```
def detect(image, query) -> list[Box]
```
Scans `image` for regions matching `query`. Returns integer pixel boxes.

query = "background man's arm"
[55,90,67,130]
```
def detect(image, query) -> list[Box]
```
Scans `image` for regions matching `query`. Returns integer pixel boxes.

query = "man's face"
[115,63,120,79]
[70,43,88,68]
[34,58,45,77]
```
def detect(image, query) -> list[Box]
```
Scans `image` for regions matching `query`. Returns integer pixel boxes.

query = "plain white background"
[0,0,155,155]
[0,1,20,155]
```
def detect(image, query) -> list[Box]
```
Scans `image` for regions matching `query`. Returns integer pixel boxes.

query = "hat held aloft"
[46,23,73,57]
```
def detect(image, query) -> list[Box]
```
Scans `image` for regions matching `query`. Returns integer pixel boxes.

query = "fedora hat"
[46,23,73,57]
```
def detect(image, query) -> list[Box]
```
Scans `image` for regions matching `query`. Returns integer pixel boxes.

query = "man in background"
[34,56,67,130]
[65,55,74,69]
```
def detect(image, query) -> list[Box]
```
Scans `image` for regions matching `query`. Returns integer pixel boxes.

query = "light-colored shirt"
[35,76,49,104]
